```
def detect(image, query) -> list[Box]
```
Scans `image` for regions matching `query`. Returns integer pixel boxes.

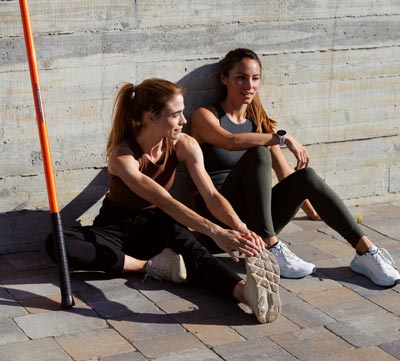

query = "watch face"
[277,130,286,136]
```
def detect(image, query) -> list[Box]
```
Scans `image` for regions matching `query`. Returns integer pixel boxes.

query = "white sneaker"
[269,241,316,279]
[350,246,400,287]
[145,248,187,283]
[244,249,281,323]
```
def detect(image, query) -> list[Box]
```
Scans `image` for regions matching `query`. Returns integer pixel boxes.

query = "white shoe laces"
[373,248,396,269]
[274,242,300,261]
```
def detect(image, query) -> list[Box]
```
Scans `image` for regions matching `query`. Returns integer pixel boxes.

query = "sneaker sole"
[350,259,395,287]
[280,267,316,279]
[245,250,281,323]
[171,254,187,283]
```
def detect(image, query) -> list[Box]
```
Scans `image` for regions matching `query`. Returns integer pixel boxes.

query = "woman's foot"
[350,246,400,287]
[269,240,316,278]
[244,249,281,323]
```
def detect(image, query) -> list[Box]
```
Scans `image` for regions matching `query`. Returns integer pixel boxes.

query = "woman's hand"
[211,227,263,262]
[235,223,265,252]
[284,135,310,170]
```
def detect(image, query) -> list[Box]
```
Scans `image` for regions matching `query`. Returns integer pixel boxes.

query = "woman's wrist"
[235,222,248,234]
[266,133,280,147]
[205,221,222,239]
[284,134,293,146]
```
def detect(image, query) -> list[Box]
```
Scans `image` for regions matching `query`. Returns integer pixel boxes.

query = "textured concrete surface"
[0,202,399,360]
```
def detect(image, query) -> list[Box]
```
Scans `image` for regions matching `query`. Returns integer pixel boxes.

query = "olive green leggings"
[198,146,364,248]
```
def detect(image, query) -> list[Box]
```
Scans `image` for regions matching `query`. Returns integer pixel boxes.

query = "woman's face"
[154,94,187,141]
[221,58,261,104]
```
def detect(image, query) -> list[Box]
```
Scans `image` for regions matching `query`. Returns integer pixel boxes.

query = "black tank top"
[200,104,256,189]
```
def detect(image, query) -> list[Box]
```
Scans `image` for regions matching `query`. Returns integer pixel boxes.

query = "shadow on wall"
[170,61,223,208]
[1,62,222,254]
[177,61,223,133]
[60,168,108,225]
[0,169,108,254]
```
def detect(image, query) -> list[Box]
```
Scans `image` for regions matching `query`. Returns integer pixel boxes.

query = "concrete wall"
[1,0,399,253]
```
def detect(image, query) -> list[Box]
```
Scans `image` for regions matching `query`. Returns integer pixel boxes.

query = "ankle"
[123,256,147,273]
[232,280,246,304]
[264,237,279,249]
[357,245,378,256]
[355,236,374,255]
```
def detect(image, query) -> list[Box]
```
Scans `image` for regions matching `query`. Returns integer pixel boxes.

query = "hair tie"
[129,85,137,94]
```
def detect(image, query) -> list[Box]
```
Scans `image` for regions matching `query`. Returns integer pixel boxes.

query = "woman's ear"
[143,111,155,125]
[220,73,227,86]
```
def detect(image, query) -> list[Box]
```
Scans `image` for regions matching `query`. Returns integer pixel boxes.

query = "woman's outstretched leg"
[271,167,400,286]
[165,218,281,323]
[272,167,363,245]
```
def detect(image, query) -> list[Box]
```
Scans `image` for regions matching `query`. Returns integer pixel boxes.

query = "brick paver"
[133,332,205,359]
[298,286,385,321]
[108,313,186,342]
[55,328,135,360]
[213,337,297,361]
[269,326,354,360]
[183,321,244,346]
[0,338,71,361]
[0,202,399,360]
[326,311,400,347]
[0,318,29,345]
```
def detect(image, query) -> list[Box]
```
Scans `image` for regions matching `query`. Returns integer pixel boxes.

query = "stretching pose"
[190,48,399,286]
[46,78,281,323]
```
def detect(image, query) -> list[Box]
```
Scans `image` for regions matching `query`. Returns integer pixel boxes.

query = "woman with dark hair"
[46,78,281,324]
[190,48,399,286]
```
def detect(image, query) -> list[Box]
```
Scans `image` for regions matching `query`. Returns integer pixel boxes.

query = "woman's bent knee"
[297,167,324,190]
[299,167,317,179]
[247,146,272,165]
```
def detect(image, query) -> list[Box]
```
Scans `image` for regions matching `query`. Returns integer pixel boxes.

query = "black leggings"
[46,198,242,300]
[198,146,364,248]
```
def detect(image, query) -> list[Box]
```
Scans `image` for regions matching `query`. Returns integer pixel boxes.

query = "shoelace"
[274,242,300,261]
[374,248,396,268]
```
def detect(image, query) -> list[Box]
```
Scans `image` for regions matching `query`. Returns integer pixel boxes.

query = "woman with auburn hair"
[46,78,281,324]
[190,48,399,286]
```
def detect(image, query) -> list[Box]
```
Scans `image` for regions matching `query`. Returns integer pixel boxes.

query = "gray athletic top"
[200,104,256,189]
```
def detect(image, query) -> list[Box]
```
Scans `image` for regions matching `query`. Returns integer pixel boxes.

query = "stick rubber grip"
[50,212,75,308]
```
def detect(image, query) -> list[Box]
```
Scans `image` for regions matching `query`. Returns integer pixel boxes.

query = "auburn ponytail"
[106,83,136,156]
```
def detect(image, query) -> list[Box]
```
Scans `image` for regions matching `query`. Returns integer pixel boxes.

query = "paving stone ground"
[1,202,399,360]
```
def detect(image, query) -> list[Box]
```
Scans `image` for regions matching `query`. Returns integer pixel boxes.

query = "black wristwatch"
[276,130,287,147]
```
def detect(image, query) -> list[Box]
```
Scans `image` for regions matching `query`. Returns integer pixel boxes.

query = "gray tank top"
[200,104,256,189]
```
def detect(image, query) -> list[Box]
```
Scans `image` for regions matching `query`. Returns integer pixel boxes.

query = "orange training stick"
[19,0,74,308]
[19,0,59,213]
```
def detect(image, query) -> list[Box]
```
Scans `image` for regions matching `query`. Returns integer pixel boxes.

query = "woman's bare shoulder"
[192,104,218,119]
[175,133,198,148]
[107,140,138,175]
